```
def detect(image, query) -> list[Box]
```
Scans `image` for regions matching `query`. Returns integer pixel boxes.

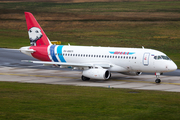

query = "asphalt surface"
[0,48,65,70]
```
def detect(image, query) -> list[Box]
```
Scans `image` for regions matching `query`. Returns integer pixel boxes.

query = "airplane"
[20,12,177,83]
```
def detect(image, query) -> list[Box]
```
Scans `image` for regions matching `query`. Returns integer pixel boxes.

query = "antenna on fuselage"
[142,46,144,49]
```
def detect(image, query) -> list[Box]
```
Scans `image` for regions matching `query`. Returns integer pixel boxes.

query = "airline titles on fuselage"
[63,50,73,52]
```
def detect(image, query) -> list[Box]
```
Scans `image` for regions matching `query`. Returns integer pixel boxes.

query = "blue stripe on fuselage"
[50,45,58,62]
[57,45,66,62]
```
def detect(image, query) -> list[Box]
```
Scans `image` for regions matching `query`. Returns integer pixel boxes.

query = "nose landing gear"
[155,73,161,83]
[155,78,161,83]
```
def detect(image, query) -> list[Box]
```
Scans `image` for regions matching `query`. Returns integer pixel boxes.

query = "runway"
[0,48,180,92]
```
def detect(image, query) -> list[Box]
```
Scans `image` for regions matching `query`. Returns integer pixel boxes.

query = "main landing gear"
[155,73,161,83]
[81,75,90,81]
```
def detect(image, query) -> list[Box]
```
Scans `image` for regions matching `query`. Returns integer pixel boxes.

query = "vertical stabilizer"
[25,12,51,46]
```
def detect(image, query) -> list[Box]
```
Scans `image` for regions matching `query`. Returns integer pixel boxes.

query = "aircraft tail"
[25,12,51,46]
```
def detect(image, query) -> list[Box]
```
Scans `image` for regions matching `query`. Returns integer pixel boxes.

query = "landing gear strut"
[155,73,161,83]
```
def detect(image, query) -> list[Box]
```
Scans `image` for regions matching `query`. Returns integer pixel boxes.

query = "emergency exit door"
[143,53,150,66]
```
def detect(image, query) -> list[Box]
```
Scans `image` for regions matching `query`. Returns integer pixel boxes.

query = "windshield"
[154,55,171,60]
[161,55,171,60]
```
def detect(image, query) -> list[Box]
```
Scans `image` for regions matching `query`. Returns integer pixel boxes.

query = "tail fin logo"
[28,27,43,46]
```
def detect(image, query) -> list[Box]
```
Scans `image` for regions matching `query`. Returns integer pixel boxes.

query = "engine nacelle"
[120,72,142,76]
[82,69,111,80]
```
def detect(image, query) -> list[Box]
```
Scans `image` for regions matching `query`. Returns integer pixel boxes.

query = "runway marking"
[1,72,180,86]
[113,79,155,84]
[113,79,180,86]
[0,73,78,79]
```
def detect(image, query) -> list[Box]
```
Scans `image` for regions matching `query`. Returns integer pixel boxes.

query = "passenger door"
[143,53,150,66]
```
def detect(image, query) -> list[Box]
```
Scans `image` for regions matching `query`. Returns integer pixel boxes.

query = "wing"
[22,60,111,68]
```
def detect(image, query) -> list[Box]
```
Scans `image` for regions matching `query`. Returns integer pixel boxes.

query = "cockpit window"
[158,56,162,59]
[161,55,171,60]
[154,56,162,60]
[154,55,171,60]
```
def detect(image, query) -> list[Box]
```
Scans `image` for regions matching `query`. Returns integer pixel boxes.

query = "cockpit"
[154,55,171,60]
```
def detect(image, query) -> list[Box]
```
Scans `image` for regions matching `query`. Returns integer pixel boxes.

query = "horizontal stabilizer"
[20,46,35,53]
[20,49,35,53]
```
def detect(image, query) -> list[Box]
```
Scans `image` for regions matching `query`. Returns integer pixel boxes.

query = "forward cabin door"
[143,53,150,66]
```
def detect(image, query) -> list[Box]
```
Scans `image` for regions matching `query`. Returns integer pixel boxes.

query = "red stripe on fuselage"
[30,46,50,61]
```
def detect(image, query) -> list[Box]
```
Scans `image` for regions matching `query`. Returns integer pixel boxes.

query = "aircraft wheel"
[81,75,90,81]
[155,79,161,83]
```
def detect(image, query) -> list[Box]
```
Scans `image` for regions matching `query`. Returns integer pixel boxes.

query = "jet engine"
[120,72,142,76]
[82,69,111,80]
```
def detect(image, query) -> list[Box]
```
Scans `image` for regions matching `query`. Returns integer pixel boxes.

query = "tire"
[155,79,161,83]
[81,75,90,81]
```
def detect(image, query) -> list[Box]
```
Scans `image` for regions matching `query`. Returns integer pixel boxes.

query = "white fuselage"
[44,45,177,73]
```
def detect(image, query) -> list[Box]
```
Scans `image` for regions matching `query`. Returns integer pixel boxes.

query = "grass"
[0,29,28,48]
[1,1,180,13]
[0,82,180,120]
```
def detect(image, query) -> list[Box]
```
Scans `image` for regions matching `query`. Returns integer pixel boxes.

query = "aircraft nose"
[168,62,177,71]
